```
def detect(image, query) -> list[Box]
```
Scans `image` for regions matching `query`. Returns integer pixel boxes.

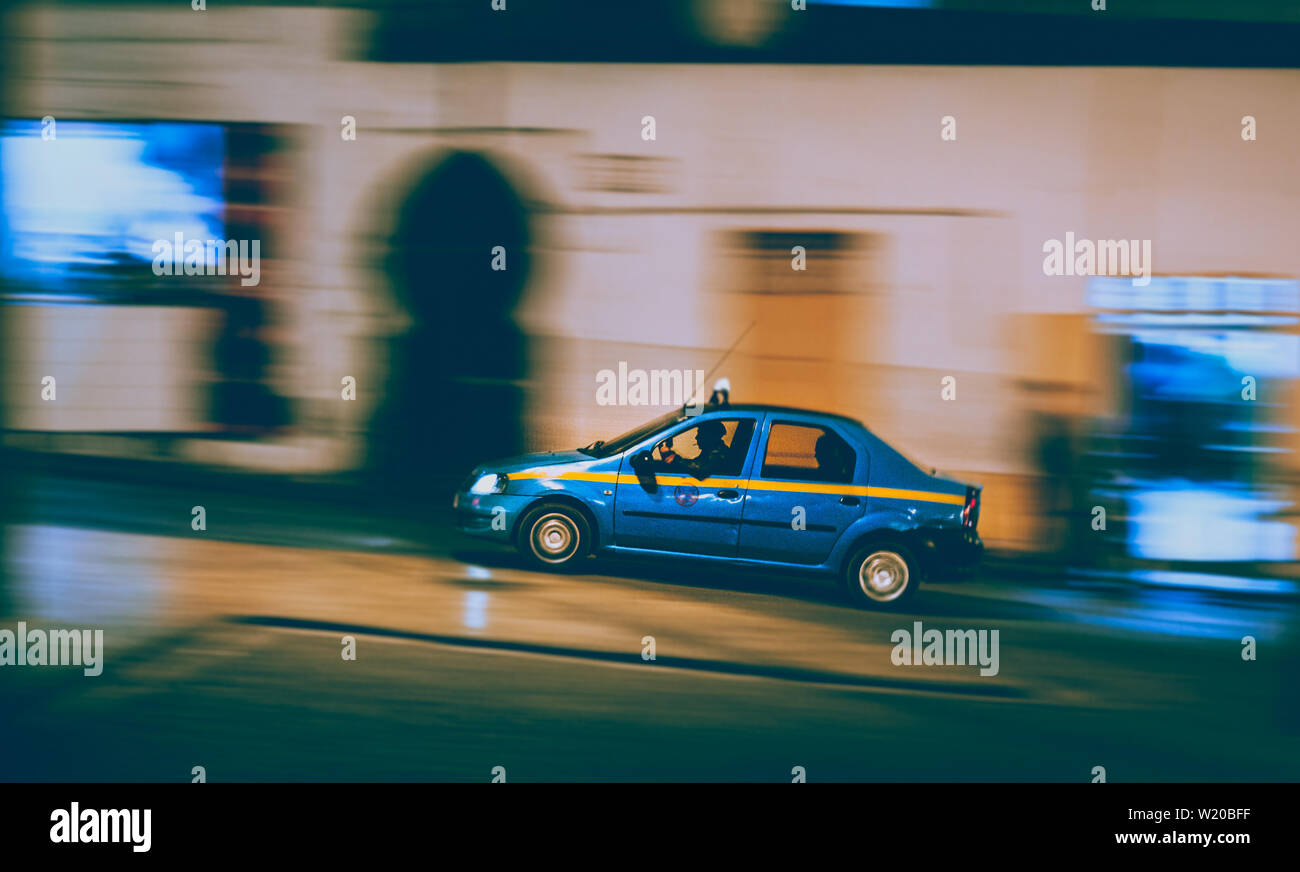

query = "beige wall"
[6,5,1299,512]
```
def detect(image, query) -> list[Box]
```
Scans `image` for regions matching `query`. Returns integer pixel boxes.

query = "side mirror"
[631,449,658,492]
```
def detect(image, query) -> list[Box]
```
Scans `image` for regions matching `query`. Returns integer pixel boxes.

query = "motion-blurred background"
[1,1,1298,781]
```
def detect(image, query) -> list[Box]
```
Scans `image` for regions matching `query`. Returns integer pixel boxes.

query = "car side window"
[760,422,856,484]
[651,418,756,477]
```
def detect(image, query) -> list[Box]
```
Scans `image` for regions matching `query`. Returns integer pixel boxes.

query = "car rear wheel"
[844,543,918,609]
[517,504,591,570]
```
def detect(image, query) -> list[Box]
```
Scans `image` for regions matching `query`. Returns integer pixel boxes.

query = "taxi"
[454,390,982,608]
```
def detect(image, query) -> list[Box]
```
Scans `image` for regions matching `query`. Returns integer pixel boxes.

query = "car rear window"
[760,422,856,484]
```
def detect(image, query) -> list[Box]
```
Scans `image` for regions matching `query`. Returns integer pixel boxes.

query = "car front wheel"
[844,544,918,609]
[517,504,591,570]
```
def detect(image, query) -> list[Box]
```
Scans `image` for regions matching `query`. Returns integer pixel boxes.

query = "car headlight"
[468,473,509,495]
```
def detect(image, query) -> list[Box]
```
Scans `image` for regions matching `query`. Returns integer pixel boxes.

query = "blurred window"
[577,154,674,194]
[724,230,867,296]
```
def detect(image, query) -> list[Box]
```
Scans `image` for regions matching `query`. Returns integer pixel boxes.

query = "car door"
[737,417,867,565]
[613,414,761,556]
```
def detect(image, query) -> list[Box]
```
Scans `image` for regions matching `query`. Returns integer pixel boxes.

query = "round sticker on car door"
[674,485,699,507]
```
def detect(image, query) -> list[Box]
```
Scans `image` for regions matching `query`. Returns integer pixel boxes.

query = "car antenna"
[686,321,755,412]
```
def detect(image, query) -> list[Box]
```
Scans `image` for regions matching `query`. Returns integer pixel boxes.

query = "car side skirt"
[599,545,838,576]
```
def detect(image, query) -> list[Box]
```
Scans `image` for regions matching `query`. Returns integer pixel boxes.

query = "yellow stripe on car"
[864,486,965,506]
[512,468,964,506]
[511,470,618,484]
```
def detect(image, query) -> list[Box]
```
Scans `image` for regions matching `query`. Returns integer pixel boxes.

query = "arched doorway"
[371,150,534,500]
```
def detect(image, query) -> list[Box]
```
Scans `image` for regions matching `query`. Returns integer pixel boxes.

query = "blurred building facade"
[3,2,1299,560]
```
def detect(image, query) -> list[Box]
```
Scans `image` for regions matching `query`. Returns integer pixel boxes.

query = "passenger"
[814,433,851,482]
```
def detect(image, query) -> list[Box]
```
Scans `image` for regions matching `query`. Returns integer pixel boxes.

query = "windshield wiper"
[578,440,605,456]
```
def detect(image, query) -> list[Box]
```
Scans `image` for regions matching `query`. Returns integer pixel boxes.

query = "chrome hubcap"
[531,513,578,563]
[859,551,909,602]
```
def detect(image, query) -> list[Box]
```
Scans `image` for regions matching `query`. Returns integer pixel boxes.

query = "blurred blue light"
[0,120,224,290]
[463,591,489,630]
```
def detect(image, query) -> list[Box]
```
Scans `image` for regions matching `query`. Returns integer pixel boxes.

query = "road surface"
[1,473,1296,781]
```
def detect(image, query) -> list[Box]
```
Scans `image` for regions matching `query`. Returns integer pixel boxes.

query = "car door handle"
[839,496,860,506]
[716,489,740,500]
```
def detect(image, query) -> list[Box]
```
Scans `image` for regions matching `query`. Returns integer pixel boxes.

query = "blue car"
[454,397,982,608]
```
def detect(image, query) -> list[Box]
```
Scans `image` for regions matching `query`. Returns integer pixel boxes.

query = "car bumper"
[922,526,984,576]
[453,492,532,540]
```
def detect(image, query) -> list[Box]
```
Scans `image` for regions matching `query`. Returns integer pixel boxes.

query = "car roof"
[698,403,864,427]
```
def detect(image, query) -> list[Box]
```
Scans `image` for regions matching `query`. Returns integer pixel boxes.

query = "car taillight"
[962,488,980,528]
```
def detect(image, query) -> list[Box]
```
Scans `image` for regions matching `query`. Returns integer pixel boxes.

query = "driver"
[679,420,729,481]
[658,436,681,465]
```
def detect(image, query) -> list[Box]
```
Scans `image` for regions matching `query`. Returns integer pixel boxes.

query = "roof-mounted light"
[709,377,731,407]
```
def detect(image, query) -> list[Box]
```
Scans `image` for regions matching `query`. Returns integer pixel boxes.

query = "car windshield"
[578,409,685,458]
